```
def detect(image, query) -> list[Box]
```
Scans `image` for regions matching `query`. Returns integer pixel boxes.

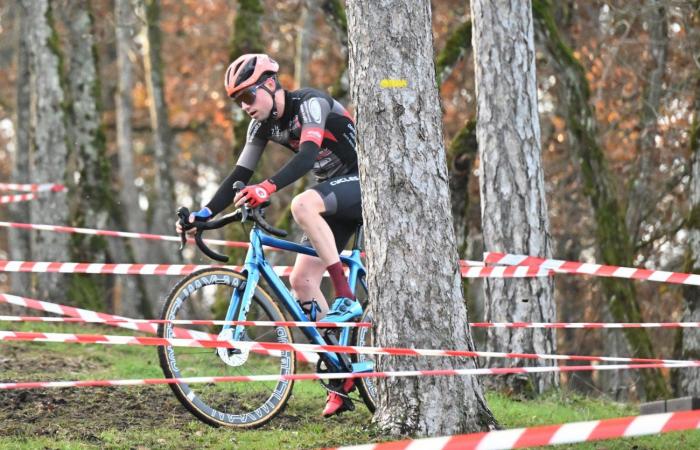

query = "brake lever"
[176,206,191,252]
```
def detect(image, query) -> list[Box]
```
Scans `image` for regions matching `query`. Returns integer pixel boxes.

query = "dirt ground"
[0,344,193,443]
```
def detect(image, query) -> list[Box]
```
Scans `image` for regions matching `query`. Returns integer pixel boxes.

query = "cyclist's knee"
[291,191,324,223]
[290,274,316,297]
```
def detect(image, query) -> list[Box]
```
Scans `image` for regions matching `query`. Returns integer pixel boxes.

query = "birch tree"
[471,0,557,394]
[347,0,496,437]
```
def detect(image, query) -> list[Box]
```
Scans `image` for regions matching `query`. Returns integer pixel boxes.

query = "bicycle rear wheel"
[157,268,295,428]
[351,277,378,412]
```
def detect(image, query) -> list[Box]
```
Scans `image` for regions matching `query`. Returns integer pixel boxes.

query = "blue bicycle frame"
[222,224,366,372]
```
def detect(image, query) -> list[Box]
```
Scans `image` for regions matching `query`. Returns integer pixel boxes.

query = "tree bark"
[61,0,114,311]
[532,0,668,400]
[9,2,32,296]
[625,0,669,245]
[471,0,558,394]
[114,0,156,317]
[19,0,70,301]
[676,6,700,396]
[347,0,496,436]
[295,0,318,89]
[222,0,265,263]
[137,0,176,239]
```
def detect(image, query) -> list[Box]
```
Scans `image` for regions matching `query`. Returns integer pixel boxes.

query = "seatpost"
[352,225,364,251]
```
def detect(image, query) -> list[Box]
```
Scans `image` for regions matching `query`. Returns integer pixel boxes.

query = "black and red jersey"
[240,88,357,184]
[205,88,357,216]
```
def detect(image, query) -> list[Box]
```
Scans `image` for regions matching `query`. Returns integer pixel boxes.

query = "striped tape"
[469,322,700,329]
[0,362,696,391]
[0,221,249,249]
[0,193,38,204]
[0,330,693,365]
[0,183,65,192]
[0,260,550,279]
[2,315,696,329]
[485,252,700,286]
[0,293,319,364]
[0,315,370,328]
[325,410,700,450]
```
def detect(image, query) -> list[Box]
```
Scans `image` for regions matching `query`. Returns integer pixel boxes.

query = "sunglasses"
[233,83,263,107]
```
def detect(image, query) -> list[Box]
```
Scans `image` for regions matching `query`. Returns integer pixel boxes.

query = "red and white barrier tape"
[485,252,700,286]
[0,193,38,204]
[0,260,550,279]
[0,330,693,365]
[469,321,700,329]
[0,221,249,249]
[3,294,696,331]
[0,293,318,364]
[326,410,700,450]
[0,183,65,192]
[0,315,371,328]
[0,361,696,391]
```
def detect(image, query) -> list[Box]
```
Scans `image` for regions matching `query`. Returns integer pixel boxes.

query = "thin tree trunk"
[625,0,669,244]
[61,0,113,311]
[676,6,700,394]
[348,0,496,436]
[472,0,558,394]
[9,3,32,296]
[295,0,318,89]
[114,0,155,317]
[20,0,70,302]
[532,0,668,400]
[222,0,265,263]
[605,0,669,400]
[138,0,176,239]
[323,0,349,101]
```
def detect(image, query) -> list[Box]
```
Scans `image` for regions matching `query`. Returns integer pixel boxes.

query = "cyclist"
[176,53,361,417]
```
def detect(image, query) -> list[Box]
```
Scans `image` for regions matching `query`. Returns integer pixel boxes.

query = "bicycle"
[157,182,377,428]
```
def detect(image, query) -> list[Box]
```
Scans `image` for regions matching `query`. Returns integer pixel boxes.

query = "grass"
[1,320,699,449]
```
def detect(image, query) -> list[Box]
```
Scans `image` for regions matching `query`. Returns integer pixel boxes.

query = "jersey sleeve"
[204,120,268,215]
[268,96,332,190]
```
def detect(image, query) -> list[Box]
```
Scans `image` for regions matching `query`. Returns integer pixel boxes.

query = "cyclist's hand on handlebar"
[175,207,212,235]
[234,180,276,208]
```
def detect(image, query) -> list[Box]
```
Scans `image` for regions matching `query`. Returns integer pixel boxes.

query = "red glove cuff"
[260,179,277,194]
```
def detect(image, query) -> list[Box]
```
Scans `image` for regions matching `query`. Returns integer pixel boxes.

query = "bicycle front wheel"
[157,268,295,428]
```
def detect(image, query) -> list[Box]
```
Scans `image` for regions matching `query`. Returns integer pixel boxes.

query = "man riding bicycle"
[176,53,362,417]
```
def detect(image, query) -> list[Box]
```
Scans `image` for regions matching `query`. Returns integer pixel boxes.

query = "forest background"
[0,0,698,404]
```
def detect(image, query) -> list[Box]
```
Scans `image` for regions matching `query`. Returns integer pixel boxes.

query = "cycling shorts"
[300,172,362,252]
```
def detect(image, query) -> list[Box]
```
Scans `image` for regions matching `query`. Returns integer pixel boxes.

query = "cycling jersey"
[206,88,357,216]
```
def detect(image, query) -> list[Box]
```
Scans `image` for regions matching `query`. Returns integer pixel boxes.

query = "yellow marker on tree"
[380,79,408,88]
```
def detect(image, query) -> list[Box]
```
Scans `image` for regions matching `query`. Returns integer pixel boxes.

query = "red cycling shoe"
[321,378,356,417]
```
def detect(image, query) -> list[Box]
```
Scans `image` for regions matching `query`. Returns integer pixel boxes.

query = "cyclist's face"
[237,79,274,121]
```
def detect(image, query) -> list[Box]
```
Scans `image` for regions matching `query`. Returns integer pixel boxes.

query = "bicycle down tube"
[223,225,366,372]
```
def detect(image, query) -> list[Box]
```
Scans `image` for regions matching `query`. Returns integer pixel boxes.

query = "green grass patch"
[0,320,698,449]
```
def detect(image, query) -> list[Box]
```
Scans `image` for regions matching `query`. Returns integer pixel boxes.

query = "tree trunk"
[347,0,496,436]
[9,3,32,296]
[295,0,318,89]
[20,0,70,301]
[61,0,114,311]
[323,0,349,101]
[625,0,668,245]
[532,0,668,400]
[676,13,700,394]
[114,0,156,317]
[471,0,558,395]
[222,0,265,263]
[138,0,176,239]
